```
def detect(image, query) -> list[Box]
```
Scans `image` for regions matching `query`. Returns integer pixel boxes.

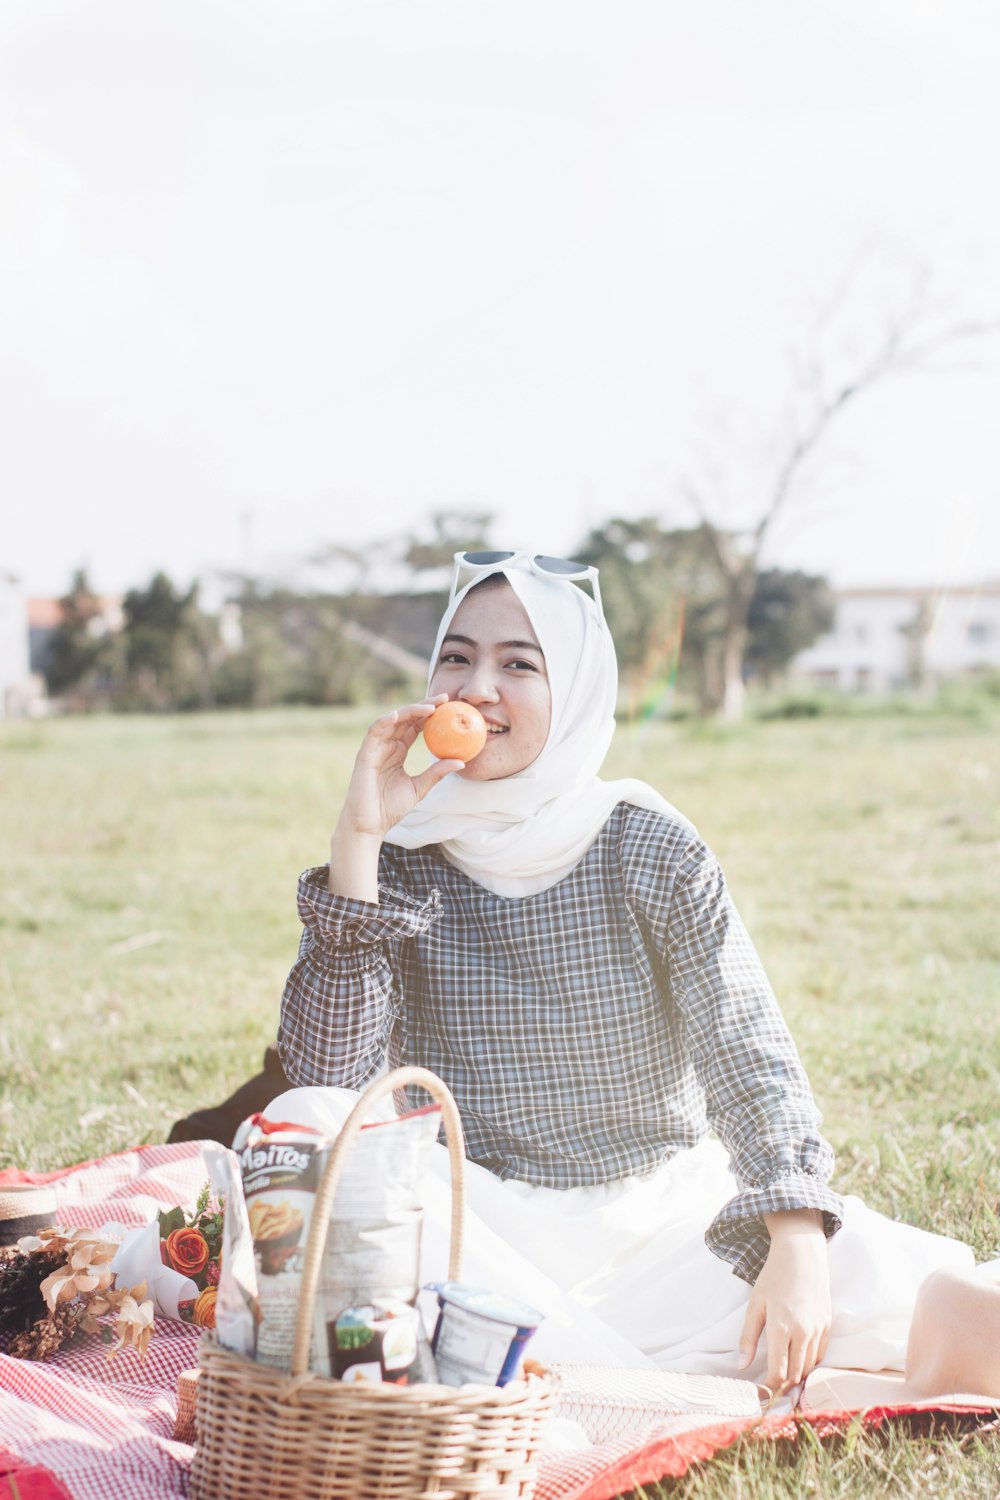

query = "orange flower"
[193,1286,217,1329]
[165,1228,209,1277]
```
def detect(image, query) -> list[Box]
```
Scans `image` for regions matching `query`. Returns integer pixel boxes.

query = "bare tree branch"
[674,243,1000,719]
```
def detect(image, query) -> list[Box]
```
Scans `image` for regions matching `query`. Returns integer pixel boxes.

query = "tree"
[576,517,833,714]
[680,246,1000,719]
[745,569,835,686]
[899,597,934,691]
[575,517,714,709]
[121,572,206,710]
[44,570,120,705]
[213,586,409,708]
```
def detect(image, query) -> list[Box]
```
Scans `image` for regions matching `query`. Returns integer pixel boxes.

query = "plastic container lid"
[427,1282,544,1329]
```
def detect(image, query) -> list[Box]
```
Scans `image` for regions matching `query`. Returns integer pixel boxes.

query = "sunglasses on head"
[450,550,603,620]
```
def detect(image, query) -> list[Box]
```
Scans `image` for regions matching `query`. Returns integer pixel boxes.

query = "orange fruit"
[423,701,488,761]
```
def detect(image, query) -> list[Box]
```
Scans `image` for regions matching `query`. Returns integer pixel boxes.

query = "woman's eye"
[505,659,538,672]
[438,652,469,665]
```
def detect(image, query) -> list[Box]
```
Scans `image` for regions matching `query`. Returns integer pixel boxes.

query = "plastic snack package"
[233,1114,328,1369]
[235,1104,442,1374]
[312,1103,442,1378]
[204,1144,259,1359]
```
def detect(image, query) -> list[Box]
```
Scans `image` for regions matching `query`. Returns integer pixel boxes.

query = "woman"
[271,551,980,1394]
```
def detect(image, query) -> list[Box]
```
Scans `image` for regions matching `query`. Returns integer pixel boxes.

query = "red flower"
[165,1227,209,1277]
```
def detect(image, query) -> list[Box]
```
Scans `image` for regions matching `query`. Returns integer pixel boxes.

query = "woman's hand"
[329,696,464,901]
[341,695,465,839]
[737,1209,832,1397]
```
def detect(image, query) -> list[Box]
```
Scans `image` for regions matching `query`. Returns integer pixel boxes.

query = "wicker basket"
[190,1066,552,1500]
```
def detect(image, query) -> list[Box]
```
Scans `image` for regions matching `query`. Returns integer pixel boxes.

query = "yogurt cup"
[427,1282,543,1387]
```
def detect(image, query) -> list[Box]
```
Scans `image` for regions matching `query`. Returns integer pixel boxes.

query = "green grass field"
[2,703,998,1496]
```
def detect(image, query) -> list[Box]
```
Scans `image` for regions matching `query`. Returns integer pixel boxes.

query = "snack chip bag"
[204,1144,259,1359]
[312,1103,441,1378]
[234,1103,441,1374]
[234,1115,327,1369]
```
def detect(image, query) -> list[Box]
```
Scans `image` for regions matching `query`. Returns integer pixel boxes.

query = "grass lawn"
[2,701,998,1496]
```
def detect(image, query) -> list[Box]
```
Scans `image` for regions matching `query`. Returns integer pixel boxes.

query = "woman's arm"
[622,811,841,1391]
[660,843,840,1391]
[657,840,844,1280]
[278,696,463,1083]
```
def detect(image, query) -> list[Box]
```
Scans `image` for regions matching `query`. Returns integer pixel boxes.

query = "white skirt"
[266,1085,976,1385]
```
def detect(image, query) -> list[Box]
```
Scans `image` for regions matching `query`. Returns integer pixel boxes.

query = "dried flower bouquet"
[0,1182,225,1361]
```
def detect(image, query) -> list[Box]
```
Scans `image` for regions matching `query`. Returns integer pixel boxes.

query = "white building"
[0,573,39,716]
[793,583,1000,693]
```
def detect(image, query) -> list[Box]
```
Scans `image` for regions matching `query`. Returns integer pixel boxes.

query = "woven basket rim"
[199,1335,553,1411]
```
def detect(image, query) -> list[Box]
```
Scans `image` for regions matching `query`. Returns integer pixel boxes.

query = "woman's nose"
[457,664,500,704]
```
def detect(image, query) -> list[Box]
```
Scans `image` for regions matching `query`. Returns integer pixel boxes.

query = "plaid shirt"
[278,802,843,1283]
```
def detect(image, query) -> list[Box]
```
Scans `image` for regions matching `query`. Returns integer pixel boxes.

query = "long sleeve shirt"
[278,802,844,1283]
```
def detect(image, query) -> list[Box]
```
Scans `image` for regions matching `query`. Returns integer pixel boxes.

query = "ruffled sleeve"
[622,809,844,1284]
[277,864,442,1090]
[705,1171,844,1285]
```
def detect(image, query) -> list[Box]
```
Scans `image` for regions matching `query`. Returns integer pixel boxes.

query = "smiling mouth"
[484,723,508,735]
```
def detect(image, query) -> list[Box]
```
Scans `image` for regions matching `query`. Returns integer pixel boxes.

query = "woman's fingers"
[367,699,437,736]
[361,700,443,759]
[737,1294,765,1373]
[816,1325,831,1367]
[410,759,466,801]
[805,1330,824,1381]
[765,1333,789,1396]
[739,1298,829,1393]
[803,1322,830,1383]
[783,1330,808,1389]
[765,1322,829,1395]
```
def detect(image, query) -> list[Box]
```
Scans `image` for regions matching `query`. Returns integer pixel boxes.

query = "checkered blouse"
[278,802,843,1283]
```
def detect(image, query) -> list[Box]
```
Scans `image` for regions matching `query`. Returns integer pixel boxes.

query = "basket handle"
[290,1066,466,1378]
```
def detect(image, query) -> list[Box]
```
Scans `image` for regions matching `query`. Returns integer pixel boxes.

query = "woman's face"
[427,580,552,780]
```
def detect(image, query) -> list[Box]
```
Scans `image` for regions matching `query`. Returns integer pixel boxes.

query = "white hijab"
[386,563,693,897]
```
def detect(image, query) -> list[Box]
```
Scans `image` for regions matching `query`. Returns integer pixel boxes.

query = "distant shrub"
[757,695,826,720]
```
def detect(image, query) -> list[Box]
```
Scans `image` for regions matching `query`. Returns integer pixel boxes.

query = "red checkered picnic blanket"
[0,1144,992,1500]
[0,1145,206,1500]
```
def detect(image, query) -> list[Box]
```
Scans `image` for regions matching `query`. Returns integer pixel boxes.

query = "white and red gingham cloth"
[0,1144,207,1500]
[0,1144,988,1500]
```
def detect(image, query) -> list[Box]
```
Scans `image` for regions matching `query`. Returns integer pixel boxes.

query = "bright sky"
[3,0,1000,599]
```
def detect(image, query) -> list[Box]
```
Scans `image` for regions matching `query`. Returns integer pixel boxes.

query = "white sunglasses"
[450,550,603,620]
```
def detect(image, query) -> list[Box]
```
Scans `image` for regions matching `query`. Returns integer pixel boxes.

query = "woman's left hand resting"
[737,1209,831,1396]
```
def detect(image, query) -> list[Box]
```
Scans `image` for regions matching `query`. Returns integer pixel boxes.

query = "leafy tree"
[44,570,120,704]
[214,588,398,708]
[745,569,835,685]
[576,518,834,714]
[121,572,206,710]
[575,517,666,671]
[575,518,721,712]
